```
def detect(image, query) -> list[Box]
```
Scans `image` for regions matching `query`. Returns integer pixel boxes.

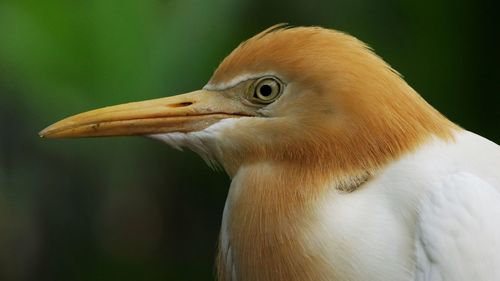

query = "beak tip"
[39,126,55,138]
[38,128,46,137]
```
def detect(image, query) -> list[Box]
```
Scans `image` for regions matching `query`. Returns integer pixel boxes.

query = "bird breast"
[217,161,415,281]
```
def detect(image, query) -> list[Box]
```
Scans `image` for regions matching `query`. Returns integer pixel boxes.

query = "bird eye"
[252,77,282,103]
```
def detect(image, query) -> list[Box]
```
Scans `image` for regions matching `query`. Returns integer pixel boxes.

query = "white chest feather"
[219,131,500,281]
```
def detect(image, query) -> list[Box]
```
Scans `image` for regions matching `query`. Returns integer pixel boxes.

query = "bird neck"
[217,161,371,281]
[217,113,458,280]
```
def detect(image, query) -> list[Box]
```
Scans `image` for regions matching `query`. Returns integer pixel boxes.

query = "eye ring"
[251,77,283,104]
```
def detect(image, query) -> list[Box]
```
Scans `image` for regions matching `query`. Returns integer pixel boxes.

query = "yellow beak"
[39,90,248,138]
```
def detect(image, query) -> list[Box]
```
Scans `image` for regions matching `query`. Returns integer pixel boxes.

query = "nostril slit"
[169,102,193,108]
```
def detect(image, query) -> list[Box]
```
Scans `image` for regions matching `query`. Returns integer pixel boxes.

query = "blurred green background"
[0,0,498,280]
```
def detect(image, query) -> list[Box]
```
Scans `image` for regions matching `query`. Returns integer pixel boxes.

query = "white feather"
[203,72,281,91]
[148,118,243,169]
[310,130,500,281]
[415,172,500,281]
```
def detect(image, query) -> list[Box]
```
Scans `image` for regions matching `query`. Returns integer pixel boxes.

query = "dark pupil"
[259,84,273,97]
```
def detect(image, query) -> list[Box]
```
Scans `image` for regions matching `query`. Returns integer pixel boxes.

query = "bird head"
[40,25,454,177]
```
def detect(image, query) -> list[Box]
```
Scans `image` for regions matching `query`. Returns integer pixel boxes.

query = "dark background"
[0,0,498,280]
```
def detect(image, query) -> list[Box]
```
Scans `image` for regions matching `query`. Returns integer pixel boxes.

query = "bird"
[40,24,500,281]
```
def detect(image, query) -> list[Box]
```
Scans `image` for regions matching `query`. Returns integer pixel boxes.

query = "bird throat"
[217,162,373,281]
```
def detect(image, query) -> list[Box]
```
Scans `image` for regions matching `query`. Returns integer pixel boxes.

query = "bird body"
[216,126,500,281]
[40,25,500,281]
